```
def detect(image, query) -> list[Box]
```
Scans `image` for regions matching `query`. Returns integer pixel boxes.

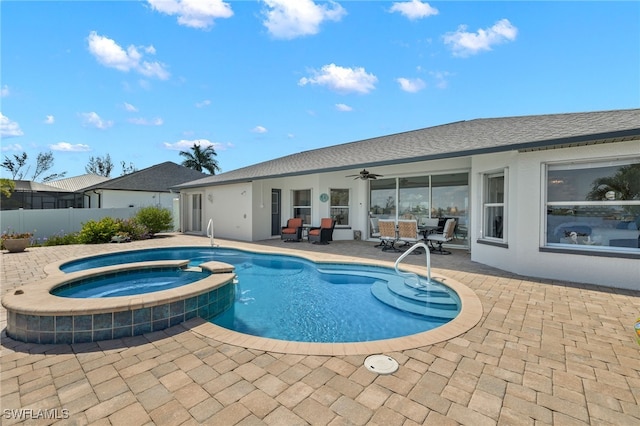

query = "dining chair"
[427,218,457,254]
[378,219,400,252]
[397,219,423,253]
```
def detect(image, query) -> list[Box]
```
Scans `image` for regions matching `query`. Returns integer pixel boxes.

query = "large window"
[370,178,396,217]
[369,172,469,246]
[292,189,311,225]
[481,171,506,241]
[545,160,640,253]
[330,188,350,226]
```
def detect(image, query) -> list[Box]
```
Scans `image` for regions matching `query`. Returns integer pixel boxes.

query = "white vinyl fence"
[0,207,177,241]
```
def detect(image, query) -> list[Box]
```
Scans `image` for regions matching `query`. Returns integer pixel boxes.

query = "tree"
[0,178,15,197]
[120,161,137,176]
[179,143,220,174]
[586,164,640,201]
[85,154,114,177]
[1,151,66,182]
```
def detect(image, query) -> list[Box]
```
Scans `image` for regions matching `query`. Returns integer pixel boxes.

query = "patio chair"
[308,218,336,244]
[370,217,383,247]
[281,218,303,242]
[397,219,423,254]
[426,218,456,254]
[378,219,400,252]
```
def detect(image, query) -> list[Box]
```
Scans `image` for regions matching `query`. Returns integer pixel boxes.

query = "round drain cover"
[364,355,399,375]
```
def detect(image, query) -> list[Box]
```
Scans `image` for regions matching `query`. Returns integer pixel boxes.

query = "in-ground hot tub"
[2,260,236,344]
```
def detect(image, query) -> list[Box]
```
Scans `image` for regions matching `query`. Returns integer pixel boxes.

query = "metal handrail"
[206,218,217,247]
[394,242,432,288]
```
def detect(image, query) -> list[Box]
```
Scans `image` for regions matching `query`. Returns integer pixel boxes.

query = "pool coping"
[2,260,236,315]
[13,242,483,355]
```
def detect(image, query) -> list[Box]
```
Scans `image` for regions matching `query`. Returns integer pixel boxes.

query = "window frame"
[479,169,508,245]
[542,158,640,256]
[329,188,350,227]
[292,189,312,225]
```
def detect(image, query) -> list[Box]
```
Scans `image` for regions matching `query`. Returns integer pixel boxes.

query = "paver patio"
[1,234,639,425]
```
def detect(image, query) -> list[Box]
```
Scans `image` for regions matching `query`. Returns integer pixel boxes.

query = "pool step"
[370,281,459,320]
[317,267,460,320]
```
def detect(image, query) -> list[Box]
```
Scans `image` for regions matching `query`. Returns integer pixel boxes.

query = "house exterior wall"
[178,141,638,290]
[180,182,254,241]
[97,190,176,210]
[470,140,640,291]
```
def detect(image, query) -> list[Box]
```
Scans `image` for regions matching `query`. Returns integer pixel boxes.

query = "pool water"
[60,247,460,343]
[52,268,211,298]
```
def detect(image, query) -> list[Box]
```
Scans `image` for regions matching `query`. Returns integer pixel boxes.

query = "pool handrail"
[207,218,218,247]
[394,242,432,288]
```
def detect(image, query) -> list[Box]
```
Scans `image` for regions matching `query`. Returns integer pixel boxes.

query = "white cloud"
[195,99,211,108]
[299,63,377,94]
[124,102,138,112]
[87,31,170,80]
[389,1,438,20]
[396,77,426,93]
[252,125,268,133]
[1,85,10,97]
[262,0,346,40]
[443,19,518,57]
[430,71,451,89]
[0,113,24,138]
[1,143,23,152]
[128,117,164,126]
[335,103,352,112]
[80,112,113,130]
[50,142,91,152]
[147,0,233,30]
[44,115,55,124]
[163,138,229,151]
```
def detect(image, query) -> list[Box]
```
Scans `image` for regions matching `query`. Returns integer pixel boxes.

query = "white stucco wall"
[471,140,640,291]
[98,190,176,210]
[187,183,254,241]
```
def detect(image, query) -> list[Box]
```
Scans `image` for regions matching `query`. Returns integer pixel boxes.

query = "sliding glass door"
[369,172,469,247]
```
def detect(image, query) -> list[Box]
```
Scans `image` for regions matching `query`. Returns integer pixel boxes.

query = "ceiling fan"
[346,169,384,180]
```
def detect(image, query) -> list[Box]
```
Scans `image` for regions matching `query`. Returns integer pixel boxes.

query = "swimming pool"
[59,247,461,343]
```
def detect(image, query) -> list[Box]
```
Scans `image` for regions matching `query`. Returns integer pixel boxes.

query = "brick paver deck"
[2,234,639,425]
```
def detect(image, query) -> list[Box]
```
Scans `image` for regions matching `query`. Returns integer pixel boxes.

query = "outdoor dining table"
[418,225,439,239]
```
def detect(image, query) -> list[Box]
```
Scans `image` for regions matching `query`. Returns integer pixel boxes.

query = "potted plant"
[1,229,33,253]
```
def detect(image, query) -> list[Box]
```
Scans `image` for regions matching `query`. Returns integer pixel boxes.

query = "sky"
[1,0,639,181]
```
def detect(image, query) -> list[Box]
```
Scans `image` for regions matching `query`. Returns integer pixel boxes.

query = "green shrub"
[134,206,173,236]
[115,218,150,240]
[78,217,119,244]
[40,231,80,246]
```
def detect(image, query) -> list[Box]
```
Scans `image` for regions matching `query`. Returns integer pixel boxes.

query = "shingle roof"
[174,109,640,189]
[83,162,209,192]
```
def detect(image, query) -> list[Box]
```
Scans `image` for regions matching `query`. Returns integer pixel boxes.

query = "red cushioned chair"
[308,218,336,244]
[281,218,303,242]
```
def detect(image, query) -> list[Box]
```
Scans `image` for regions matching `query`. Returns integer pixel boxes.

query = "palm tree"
[179,143,221,175]
[586,164,640,201]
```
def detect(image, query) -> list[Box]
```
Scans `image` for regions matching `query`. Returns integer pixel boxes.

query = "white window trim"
[479,168,508,244]
[542,158,640,254]
[292,189,312,225]
[329,188,350,227]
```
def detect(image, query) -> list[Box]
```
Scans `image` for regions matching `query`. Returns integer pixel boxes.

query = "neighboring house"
[0,174,109,210]
[173,109,640,290]
[82,162,209,210]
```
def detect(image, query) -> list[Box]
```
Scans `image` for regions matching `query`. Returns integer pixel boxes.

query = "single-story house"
[82,161,209,211]
[173,109,640,290]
